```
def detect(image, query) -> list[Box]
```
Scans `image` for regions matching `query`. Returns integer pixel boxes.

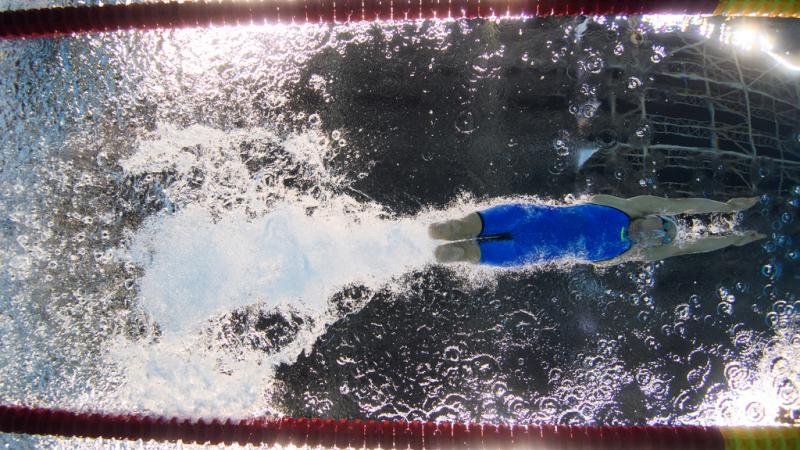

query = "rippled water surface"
[1,2,800,448]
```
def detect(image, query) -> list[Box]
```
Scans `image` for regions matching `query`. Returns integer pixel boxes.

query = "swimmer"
[429,195,766,266]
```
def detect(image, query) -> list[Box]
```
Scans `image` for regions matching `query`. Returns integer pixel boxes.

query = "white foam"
[110,122,458,415]
[128,203,436,334]
[106,335,269,417]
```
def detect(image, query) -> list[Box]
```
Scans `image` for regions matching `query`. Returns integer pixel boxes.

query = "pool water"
[1,2,799,448]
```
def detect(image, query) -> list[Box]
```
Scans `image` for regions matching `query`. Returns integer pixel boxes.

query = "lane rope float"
[2,404,800,448]
[1,0,799,40]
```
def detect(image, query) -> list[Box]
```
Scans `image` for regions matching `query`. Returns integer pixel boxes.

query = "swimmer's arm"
[588,195,758,217]
[591,250,638,267]
[641,231,766,261]
[591,255,630,267]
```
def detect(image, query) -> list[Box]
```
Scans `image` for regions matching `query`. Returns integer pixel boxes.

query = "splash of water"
[105,121,450,415]
[127,202,435,334]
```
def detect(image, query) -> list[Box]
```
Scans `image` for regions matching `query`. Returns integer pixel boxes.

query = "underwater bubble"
[717,302,733,316]
[443,346,461,361]
[673,391,694,413]
[761,260,782,280]
[579,101,598,119]
[626,77,642,89]
[583,54,603,74]
[635,368,652,386]
[579,83,598,97]
[777,379,799,406]
[792,185,800,196]
[613,42,625,56]
[650,45,666,63]
[789,198,800,208]
[644,335,659,350]
[773,300,790,315]
[548,160,567,175]
[762,283,778,298]
[308,114,321,127]
[331,130,341,140]
[763,241,777,253]
[550,44,567,63]
[744,401,765,423]
[635,124,651,138]
[733,329,753,348]
[595,129,617,149]
[675,304,690,320]
[724,362,750,390]
[558,410,587,425]
[552,130,573,156]
[454,110,476,134]
[568,103,580,115]
[786,250,800,261]
[765,312,779,328]
[538,397,560,415]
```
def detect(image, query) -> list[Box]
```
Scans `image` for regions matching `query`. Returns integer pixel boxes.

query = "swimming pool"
[1,1,799,448]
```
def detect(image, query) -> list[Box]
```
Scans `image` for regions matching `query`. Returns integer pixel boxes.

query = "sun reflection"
[723,24,800,71]
[640,15,800,73]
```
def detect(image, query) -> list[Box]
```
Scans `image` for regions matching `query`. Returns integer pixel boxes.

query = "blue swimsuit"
[476,203,631,267]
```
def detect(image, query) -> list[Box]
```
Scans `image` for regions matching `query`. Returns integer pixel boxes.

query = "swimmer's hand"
[734,230,767,246]
[726,197,760,211]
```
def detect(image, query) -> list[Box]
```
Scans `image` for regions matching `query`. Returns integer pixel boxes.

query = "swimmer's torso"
[477,203,631,266]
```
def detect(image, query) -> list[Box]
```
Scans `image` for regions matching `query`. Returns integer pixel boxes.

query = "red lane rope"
[0,404,731,448]
[0,0,720,40]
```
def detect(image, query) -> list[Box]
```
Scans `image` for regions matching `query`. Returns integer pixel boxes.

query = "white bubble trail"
[128,203,437,335]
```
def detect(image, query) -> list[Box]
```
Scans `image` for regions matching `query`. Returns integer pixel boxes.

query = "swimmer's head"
[628,215,677,248]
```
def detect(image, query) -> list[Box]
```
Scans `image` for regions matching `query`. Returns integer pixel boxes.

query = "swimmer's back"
[477,203,631,265]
